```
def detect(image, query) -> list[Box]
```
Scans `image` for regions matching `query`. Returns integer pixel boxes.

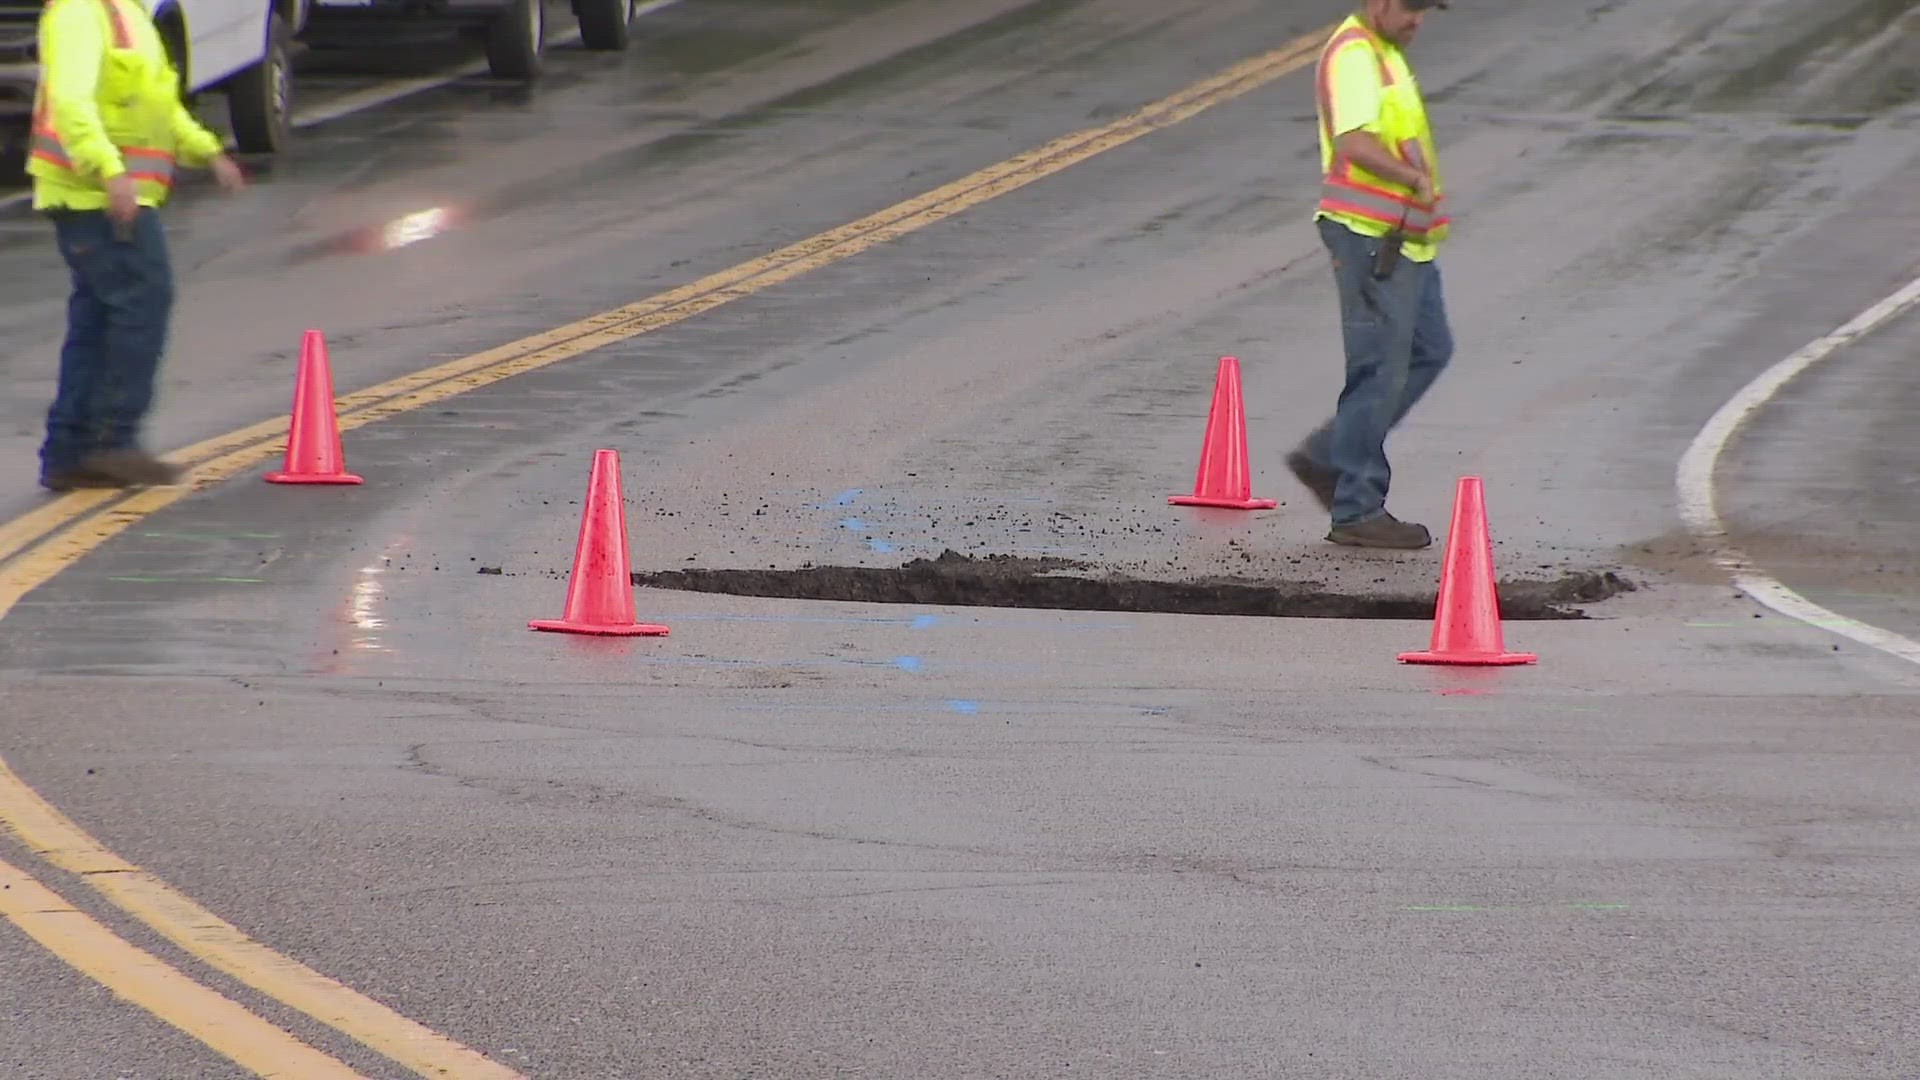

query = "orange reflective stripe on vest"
[1314,24,1445,240]
[1320,143,1446,237]
[28,101,68,169]
[29,0,178,191]
[120,147,176,184]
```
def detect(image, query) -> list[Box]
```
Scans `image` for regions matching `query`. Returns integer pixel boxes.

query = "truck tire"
[577,0,633,50]
[486,0,544,82]
[2,124,27,182]
[228,13,293,154]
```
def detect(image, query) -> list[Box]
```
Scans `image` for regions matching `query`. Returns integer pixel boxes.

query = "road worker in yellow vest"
[29,0,246,492]
[1285,0,1452,550]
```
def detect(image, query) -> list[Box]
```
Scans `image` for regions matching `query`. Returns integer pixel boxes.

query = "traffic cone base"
[529,448,670,638]
[529,617,670,637]
[1397,475,1537,667]
[265,469,363,485]
[267,329,362,485]
[1170,356,1275,511]
[1169,493,1279,510]
[1398,647,1538,666]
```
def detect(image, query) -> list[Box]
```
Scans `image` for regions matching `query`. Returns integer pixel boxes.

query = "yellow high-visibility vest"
[1313,15,1449,257]
[28,0,223,211]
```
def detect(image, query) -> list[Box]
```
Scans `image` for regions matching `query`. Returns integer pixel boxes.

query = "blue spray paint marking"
[547,649,942,674]
[867,539,895,553]
[590,654,988,675]
[713,699,1166,716]
[805,489,864,509]
[805,489,864,510]
[602,654,837,670]
[672,612,917,626]
[838,517,867,531]
[670,610,1119,634]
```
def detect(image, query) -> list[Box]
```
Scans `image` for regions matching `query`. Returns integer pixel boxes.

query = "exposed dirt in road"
[635,549,1638,619]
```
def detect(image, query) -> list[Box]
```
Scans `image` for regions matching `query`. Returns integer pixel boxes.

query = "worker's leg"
[93,209,174,459]
[39,211,119,489]
[1297,255,1443,499]
[55,208,180,485]
[1388,257,1452,428]
[1292,219,1426,544]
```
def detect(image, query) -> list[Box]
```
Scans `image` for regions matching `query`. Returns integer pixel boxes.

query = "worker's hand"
[105,173,139,226]
[209,154,247,194]
[1412,172,1435,206]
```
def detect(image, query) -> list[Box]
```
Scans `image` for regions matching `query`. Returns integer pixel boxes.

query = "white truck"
[296,0,637,83]
[1,0,298,177]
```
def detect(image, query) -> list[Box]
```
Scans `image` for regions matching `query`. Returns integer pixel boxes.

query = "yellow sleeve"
[169,97,225,168]
[37,0,123,178]
[1323,41,1383,138]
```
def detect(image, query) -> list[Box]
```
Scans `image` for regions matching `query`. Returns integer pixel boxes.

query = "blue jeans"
[1298,217,1453,526]
[39,207,175,477]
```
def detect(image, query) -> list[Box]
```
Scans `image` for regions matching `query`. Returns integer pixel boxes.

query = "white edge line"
[1676,272,1920,666]
[0,0,688,210]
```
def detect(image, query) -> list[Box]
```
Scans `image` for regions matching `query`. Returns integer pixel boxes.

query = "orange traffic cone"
[265,330,363,485]
[529,449,670,637]
[1399,476,1537,666]
[1169,356,1277,510]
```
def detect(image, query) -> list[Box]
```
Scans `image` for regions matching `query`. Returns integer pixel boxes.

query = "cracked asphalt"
[3,0,1920,1076]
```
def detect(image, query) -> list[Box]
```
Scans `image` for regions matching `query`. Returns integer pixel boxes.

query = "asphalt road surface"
[3,0,1920,1077]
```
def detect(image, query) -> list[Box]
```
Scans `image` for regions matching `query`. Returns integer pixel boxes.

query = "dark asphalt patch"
[634,550,1637,620]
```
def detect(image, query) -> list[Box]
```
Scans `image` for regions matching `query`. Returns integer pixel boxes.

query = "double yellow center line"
[0,23,1333,1078]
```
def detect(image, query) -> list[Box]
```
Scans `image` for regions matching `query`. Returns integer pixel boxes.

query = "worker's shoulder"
[1319,18,1374,52]
[1319,38,1389,90]
[1319,22,1390,75]
[38,0,110,30]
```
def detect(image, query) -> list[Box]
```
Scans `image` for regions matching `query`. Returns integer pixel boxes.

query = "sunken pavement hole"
[634,550,1638,620]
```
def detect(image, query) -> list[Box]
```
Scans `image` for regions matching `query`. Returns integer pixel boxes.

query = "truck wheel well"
[273,0,308,36]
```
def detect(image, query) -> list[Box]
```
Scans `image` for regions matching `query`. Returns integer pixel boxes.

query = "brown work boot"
[81,449,185,487]
[1285,449,1337,512]
[1327,512,1431,550]
[39,465,126,492]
